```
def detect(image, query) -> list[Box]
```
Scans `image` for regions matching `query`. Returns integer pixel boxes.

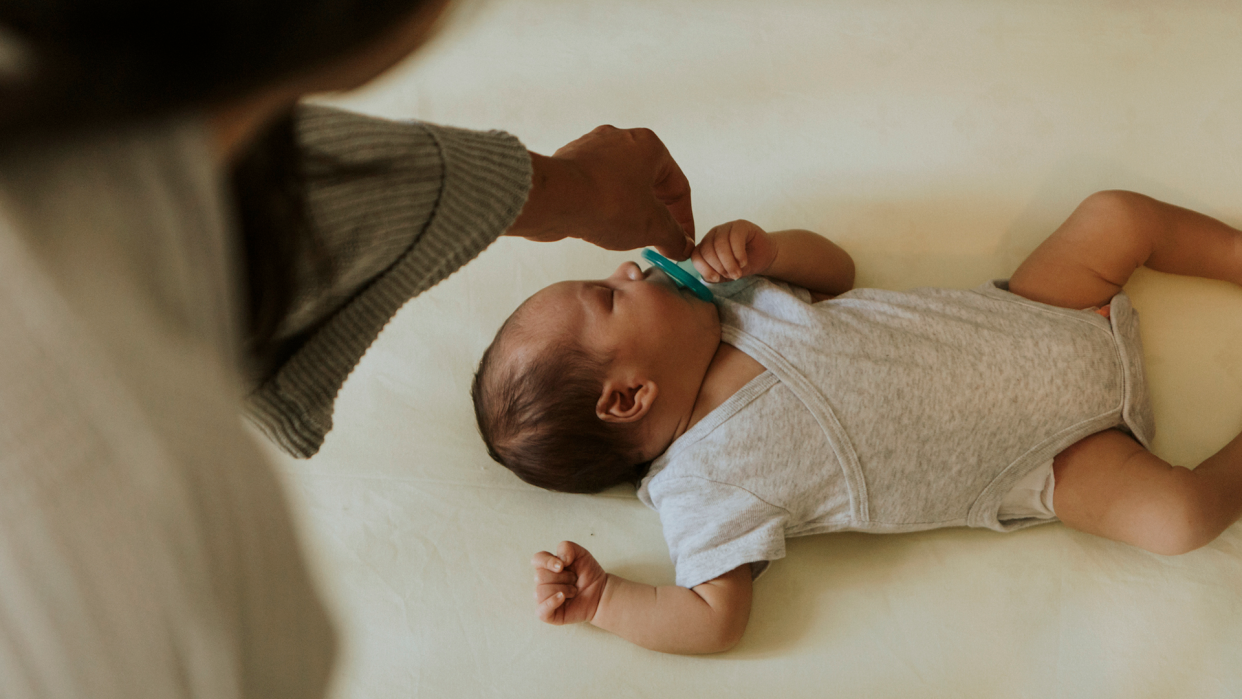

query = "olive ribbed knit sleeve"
[246,104,532,457]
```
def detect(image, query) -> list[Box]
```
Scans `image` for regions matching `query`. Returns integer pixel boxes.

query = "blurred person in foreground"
[0,2,695,696]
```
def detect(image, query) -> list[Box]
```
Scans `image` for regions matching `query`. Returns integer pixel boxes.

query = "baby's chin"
[698,304,724,340]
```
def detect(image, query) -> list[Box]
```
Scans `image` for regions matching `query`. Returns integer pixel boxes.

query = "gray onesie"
[637,277,1153,589]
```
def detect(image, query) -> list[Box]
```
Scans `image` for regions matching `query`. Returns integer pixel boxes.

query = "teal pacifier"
[640,249,714,302]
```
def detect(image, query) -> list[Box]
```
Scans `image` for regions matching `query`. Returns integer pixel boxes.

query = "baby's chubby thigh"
[1050,429,1216,556]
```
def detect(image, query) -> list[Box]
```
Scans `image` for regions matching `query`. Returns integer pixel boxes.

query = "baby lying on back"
[472,192,1242,655]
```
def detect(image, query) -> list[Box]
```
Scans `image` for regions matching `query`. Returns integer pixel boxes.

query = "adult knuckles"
[627,127,656,142]
[597,125,660,150]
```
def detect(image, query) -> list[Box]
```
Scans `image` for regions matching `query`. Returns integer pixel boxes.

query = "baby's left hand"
[691,219,779,283]
[531,541,609,626]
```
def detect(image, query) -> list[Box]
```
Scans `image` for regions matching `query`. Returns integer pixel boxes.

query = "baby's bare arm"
[765,229,855,299]
[532,541,753,654]
[691,220,854,299]
[591,566,753,655]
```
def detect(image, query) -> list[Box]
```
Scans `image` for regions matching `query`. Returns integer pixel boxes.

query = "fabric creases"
[639,277,1153,588]
[245,105,532,458]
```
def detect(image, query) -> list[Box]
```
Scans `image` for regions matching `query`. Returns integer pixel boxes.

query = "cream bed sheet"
[274,1,1242,696]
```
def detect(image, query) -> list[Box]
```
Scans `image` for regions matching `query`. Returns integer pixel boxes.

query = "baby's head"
[472,260,721,493]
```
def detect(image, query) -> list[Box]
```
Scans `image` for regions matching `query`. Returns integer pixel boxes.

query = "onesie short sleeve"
[643,474,789,589]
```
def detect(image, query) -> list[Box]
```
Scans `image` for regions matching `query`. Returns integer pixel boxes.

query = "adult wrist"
[504,151,589,243]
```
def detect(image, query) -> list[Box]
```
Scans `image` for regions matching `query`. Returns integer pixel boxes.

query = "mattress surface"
[276,1,1242,696]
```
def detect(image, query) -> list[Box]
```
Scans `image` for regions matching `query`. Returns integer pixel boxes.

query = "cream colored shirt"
[0,107,530,698]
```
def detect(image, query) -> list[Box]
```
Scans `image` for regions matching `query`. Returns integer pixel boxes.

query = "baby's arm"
[691,220,855,299]
[531,541,753,655]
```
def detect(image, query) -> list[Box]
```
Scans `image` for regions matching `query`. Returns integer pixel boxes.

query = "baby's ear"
[597,379,658,423]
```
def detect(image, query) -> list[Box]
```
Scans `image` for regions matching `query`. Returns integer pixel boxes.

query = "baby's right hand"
[531,541,608,626]
[691,219,779,283]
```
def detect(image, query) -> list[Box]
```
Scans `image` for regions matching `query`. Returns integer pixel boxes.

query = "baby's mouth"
[646,266,672,285]
[644,261,708,302]
[651,268,686,293]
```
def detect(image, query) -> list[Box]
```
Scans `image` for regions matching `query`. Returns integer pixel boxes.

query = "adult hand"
[506,125,695,260]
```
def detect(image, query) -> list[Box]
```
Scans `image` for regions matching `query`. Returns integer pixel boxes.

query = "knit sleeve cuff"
[247,116,531,458]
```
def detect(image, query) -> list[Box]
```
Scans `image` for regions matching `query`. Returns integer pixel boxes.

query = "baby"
[471,190,1242,655]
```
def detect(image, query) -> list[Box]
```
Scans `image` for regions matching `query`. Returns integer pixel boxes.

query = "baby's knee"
[1141,467,1219,556]
[1077,189,1150,220]
[1075,190,1156,237]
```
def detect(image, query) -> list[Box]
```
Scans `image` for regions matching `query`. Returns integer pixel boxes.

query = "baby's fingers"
[535,567,577,586]
[536,589,570,623]
[555,540,590,568]
[531,550,564,573]
[711,227,745,280]
[693,236,726,282]
[727,222,750,272]
[536,583,577,602]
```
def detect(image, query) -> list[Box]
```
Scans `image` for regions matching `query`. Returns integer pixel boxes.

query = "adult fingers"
[648,135,695,259]
[650,148,695,241]
[615,128,692,260]
[650,202,695,261]
[633,128,693,230]
[556,125,695,258]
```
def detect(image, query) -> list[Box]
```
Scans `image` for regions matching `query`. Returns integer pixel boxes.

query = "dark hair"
[471,318,652,494]
[0,1,440,370]
[0,0,437,139]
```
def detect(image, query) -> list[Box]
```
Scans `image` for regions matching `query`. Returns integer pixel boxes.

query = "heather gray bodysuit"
[637,277,1153,589]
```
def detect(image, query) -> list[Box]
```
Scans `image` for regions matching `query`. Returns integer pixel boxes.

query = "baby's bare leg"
[1019,192,1242,552]
[1010,190,1242,309]
[1013,191,1242,553]
[1054,430,1242,554]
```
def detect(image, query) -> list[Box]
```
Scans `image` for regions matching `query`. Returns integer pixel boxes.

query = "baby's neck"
[681,341,766,435]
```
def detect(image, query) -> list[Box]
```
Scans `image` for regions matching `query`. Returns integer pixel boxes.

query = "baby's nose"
[612,260,643,280]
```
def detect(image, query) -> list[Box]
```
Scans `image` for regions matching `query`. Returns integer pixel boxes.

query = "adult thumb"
[650,203,695,261]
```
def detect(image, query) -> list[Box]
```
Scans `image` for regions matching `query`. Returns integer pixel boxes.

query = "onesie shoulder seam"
[652,474,794,517]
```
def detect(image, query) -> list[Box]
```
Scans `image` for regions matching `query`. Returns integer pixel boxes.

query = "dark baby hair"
[471,317,651,494]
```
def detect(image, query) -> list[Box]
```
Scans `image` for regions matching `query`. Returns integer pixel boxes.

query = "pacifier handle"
[640,249,714,301]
